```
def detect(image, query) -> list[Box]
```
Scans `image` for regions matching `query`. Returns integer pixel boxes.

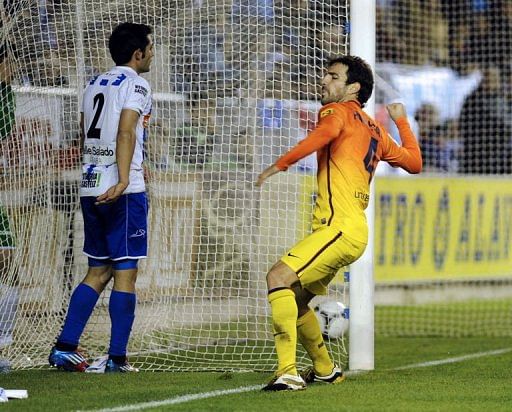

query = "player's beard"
[321,86,348,105]
[321,93,341,105]
[321,95,331,105]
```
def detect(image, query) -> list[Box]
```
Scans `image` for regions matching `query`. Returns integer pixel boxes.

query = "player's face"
[139,35,154,73]
[321,63,353,105]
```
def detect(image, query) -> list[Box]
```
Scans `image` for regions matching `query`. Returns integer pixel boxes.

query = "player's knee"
[112,260,139,292]
[266,266,281,287]
[86,262,113,289]
[266,262,298,290]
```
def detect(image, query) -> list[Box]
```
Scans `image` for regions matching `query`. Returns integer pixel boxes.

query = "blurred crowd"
[377,0,511,73]
[5,0,512,174]
[378,0,512,173]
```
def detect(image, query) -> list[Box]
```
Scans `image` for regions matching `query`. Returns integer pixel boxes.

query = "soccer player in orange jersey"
[257,55,422,391]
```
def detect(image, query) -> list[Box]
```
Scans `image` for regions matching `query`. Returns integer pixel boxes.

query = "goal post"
[348,0,376,372]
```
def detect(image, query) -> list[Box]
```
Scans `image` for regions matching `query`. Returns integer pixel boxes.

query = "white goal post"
[348,0,376,372]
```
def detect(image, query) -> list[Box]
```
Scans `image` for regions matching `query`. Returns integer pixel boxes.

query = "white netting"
[374,0,512,337]
[0,1,349,371]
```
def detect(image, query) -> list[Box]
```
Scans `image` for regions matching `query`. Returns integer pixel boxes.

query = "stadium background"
[0,0,511,372]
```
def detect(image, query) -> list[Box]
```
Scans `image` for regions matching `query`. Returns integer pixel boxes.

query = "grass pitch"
[1,336,511,411]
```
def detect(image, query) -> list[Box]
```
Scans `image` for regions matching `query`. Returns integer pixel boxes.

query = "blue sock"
[57,283,99,348]
[108,290,136,358]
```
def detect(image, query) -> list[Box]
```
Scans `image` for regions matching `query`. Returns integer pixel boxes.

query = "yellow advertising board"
[375,176,512,282]
[299,174,512,282]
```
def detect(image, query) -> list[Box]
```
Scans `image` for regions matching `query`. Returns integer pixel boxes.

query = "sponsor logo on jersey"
[83,144,116,165]
[81,171,101,188]
[320,108,334,118]
[83,145,114,157]
[134,84,148,97]
[354,191,370,201]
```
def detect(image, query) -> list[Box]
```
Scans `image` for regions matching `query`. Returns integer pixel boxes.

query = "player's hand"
[95,182,128,205]
[256,165,281,187]
[386,103,407,122]
[143,164,152,183]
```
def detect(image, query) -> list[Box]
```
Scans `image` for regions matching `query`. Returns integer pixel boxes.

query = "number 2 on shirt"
[87,93,105,139]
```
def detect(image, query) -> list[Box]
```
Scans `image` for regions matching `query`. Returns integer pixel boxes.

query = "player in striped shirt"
[49,22,154,373]
[257,55,422,391]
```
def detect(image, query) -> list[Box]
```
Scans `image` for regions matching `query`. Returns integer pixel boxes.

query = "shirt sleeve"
[275,105,344,171]
[122,78,151,115]
[381,117,422,173]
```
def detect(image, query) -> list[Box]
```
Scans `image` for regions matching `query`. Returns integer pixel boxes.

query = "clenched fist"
[386,103,407,122]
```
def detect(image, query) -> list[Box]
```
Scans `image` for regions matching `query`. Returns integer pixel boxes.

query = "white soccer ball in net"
[313,300,349,339]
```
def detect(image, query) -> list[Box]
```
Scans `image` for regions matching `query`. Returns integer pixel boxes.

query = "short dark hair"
[327,55,374,106]
[108,23,152,66]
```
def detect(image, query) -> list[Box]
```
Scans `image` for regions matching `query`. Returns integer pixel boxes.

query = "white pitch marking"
[391,347,512,371]
[78,385,263,412]
[79,347,512,412]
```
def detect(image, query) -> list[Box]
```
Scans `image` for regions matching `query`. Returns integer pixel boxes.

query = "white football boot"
[262,373,306,391]
[301,364,345,384]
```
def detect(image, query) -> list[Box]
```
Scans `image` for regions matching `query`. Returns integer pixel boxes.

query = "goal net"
[0,1,350,371]
[373,1,512,337]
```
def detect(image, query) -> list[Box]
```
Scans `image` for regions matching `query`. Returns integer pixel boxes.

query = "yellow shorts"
[281,226,366,295]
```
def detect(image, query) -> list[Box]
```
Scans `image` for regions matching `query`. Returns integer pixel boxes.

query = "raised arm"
[381,103,422,174]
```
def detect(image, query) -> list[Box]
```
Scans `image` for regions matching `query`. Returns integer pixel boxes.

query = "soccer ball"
[313,300,349,340]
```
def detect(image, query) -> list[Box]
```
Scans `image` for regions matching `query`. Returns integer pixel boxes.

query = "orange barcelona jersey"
[275,100,422,244]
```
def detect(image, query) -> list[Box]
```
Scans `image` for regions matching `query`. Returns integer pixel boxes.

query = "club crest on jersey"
[320,108,334,118]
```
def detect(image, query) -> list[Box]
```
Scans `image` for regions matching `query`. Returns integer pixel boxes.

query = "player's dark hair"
[109,23,152,66]
[327,55,374,107]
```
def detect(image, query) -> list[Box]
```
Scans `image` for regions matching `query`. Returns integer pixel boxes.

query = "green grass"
[376,299,512,337]
[1,336,511,411]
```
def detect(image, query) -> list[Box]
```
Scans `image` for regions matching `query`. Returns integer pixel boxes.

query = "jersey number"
[87,93,105,139]
[363,137,379,182]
